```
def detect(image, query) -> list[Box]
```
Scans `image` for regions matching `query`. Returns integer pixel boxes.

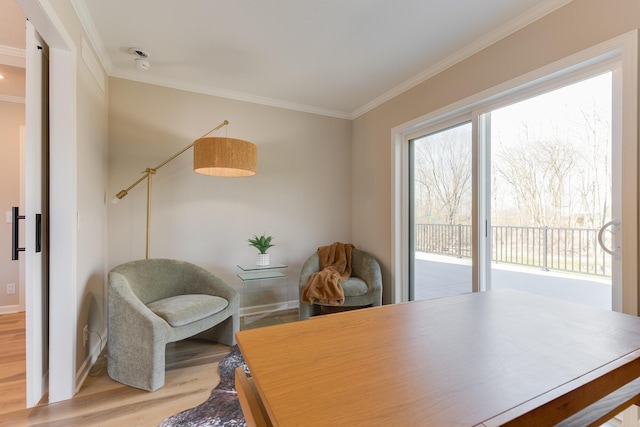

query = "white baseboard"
[75,328,107,394]
[240,299,299,317]
[0,305,22,315]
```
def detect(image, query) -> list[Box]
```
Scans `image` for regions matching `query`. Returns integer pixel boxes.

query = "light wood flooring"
[0,310,298,427]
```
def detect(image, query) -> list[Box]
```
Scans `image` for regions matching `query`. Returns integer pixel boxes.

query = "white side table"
[236,263,289,329]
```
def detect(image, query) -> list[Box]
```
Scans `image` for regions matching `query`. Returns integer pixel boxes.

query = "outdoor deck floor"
[414,252,611,310]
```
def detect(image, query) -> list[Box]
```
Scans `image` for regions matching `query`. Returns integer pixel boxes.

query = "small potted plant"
[248,233,274,266]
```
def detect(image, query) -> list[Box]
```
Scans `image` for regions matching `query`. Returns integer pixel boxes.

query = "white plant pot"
[256,253,270,267]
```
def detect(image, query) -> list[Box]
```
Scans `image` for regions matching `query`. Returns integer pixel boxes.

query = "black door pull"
[35,213,42,253]
[11,206,25,260]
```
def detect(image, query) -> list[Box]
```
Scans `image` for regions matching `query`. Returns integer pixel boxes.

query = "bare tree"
[414,124,472,225]
[494,121,578,227]
[493,74,611,229]
[573,98,611,228]
[415,74,611,233]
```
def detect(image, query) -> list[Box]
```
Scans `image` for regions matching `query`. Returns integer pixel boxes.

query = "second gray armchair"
[299,248,382,320]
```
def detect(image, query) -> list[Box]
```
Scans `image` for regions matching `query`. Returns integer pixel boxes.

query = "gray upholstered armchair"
[298,248,382,320]
[107,258,239,391]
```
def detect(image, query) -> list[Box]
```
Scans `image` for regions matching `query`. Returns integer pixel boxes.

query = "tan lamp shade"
[193,137,257,177]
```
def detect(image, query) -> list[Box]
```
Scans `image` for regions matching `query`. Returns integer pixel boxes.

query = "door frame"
[17,0,78,404]
[391,30,638,314]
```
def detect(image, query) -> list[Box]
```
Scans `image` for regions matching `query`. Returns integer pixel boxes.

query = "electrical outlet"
[83,325,89,348]
[6,283,15,295]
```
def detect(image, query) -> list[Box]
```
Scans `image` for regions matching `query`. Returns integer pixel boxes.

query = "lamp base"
[256,253,270,267]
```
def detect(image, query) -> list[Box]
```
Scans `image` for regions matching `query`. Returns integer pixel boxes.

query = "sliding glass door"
[409,67,627,313]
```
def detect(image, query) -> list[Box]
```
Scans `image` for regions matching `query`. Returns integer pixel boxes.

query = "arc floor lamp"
[111,120,257,258]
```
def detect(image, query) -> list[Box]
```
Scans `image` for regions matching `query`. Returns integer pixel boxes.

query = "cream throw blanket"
[301,242,354,306]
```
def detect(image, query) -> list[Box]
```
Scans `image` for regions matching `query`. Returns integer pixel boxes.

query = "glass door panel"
[487,73,613,310]
[410,122,472,300]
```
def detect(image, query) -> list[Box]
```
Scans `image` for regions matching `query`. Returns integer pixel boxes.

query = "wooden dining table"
[235,289,640,426]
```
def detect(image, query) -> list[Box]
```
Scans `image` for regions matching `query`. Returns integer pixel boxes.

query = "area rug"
[158,345,249,427]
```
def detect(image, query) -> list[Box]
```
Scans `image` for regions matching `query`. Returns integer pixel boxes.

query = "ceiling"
[1,0,572,118]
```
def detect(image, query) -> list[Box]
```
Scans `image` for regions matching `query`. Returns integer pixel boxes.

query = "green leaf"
[247,233,275,254]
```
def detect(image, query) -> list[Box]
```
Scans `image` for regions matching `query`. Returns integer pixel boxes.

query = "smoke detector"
[128,47,151,70]
[135,58,151,70]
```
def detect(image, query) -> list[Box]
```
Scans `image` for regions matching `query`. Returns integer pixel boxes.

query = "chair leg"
[107,333,167,392]
[197,314,238,346]
[372,290,383,307]
[299,302,320,320]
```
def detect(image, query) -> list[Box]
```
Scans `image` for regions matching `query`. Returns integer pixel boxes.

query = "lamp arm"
[112,120,229,202]
[151,141,196,172]
[114,174,147,200]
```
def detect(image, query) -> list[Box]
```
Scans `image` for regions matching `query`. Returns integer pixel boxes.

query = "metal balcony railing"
[415,223,611,277]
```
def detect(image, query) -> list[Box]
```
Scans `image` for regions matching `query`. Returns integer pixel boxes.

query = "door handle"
[11,206,25,260]
[597,220,620,257]
[35,213,42,253]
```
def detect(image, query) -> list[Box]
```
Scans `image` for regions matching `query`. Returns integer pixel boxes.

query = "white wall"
[75,33,108,377]
[0,100,24,311]
[352,0,640,304]
[108,78,352,295]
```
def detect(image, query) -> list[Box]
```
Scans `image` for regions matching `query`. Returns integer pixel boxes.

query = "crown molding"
[110,69,352,119]
[71,0,113,74]
[0,45,26,67]
[350,0,575,119]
